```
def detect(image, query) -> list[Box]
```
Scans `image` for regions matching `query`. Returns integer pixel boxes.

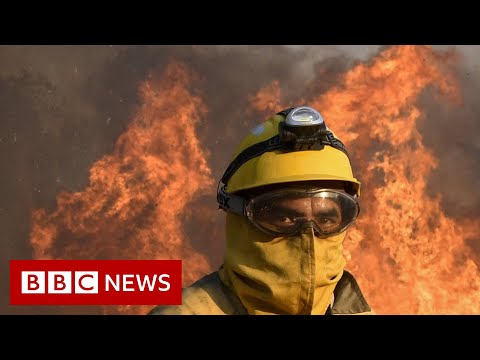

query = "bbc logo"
[22,271,99,294]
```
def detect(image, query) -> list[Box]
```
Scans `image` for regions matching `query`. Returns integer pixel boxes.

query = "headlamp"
[278,106,328,151]
[217,105,351,214]
[285,106,324,126]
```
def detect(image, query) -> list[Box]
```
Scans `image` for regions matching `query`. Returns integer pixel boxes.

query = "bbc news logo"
[20,272,171,294]
[10,260,182,305]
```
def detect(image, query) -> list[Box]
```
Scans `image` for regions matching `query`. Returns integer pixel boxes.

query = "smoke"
[1,45,478,314]
[418,52,480,218]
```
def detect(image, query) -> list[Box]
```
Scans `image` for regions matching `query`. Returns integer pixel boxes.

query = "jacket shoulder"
[147,271,246,315]
[332,270,373,315]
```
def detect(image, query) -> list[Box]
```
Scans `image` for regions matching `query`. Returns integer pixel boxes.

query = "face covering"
[219,212,347,315]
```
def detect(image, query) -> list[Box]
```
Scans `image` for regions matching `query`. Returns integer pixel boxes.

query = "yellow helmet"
[217,106,361,213]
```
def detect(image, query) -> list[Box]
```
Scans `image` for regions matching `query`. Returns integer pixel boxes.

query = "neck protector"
[219,213,346,315]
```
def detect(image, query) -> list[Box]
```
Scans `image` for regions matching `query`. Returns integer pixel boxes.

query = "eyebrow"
[314,208,341,218]
[269,205,340,219]
[268,205,306,217]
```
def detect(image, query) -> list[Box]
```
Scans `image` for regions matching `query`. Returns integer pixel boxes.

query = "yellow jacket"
[148,269,373,315]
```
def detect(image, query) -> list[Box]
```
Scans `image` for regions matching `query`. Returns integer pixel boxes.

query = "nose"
[299,222,321,237]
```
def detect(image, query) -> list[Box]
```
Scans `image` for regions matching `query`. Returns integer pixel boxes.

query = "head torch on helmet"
[216,105,358,236]
[218,106,349,191]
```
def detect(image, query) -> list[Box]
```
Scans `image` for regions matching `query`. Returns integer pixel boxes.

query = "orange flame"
[30,46,480,315]
[247,80,284,114]
[30,61,214,314]
[250,45,480,314]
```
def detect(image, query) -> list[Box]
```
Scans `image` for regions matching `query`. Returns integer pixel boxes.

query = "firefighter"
[149,106,373,315]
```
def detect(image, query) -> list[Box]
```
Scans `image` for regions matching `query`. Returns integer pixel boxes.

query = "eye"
[317,217,339,229]
[279,216,294,224]
[272,216,298,228]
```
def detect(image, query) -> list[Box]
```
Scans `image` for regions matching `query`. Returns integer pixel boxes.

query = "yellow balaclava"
[219,212,347,315]
[218,108,359,315]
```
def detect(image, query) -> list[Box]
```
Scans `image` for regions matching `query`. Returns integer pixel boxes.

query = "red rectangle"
[10,260,182,305]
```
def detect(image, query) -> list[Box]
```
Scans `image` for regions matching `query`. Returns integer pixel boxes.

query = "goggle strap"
[217,184,246,216]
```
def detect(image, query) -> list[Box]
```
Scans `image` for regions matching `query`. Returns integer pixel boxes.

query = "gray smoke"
[418,47,480,218]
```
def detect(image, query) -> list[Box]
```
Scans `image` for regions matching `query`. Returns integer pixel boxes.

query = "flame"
[247,80,286,115]
[30,61,214,314]
[30,46,480,315]
[250,45,480,314]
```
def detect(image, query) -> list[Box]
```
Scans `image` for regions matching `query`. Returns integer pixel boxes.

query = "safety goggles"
[244,188,360,237]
